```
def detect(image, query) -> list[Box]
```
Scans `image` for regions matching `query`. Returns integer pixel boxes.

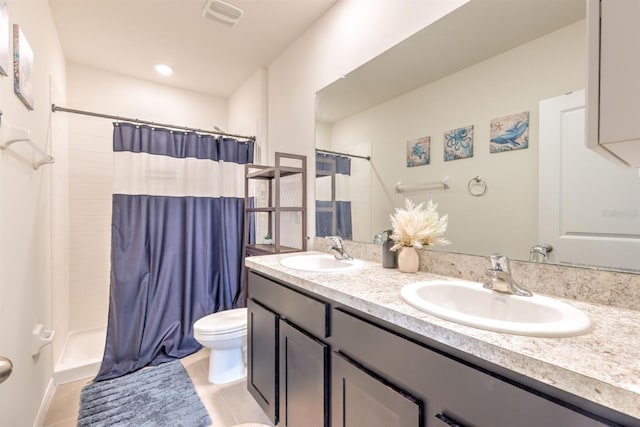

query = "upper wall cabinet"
[586,0,640,167]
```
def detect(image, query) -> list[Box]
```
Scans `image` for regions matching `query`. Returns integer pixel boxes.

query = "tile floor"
[43,349,274,427]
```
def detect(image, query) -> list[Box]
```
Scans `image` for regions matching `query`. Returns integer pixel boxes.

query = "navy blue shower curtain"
[315,153,352,238]
[316,152,351,175]
[316,200,353,239]
[96,123,253,381]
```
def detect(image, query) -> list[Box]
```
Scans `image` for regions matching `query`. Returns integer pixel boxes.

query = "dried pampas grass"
[390,198,450,251]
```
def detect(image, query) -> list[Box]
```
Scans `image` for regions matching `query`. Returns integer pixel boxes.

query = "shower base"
[54,326,106,385]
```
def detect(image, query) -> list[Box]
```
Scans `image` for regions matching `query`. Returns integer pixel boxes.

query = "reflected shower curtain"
[316,153,352,239]
[96,122,254,381]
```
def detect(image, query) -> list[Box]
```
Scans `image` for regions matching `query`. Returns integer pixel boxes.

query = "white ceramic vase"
[398,246,419,273]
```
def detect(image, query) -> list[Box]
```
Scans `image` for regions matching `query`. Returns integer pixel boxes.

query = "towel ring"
[467,176,487,197]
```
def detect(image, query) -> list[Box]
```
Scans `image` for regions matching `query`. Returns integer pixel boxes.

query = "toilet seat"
[194,308,247,336]
[195,327,246,340]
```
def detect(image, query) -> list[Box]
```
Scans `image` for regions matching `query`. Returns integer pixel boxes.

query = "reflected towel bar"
[394,177,449,193]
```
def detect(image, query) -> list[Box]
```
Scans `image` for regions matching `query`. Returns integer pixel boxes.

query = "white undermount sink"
[279,253,365,273]
[400,280,591,337]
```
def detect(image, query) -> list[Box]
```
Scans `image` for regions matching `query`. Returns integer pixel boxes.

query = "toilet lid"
[194,308,247,335]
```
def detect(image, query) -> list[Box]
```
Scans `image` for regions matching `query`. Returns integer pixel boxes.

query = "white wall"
[66,63,228,331]
[0,0,67,425]
[328,21,586,258]
[228,68,268,164]
[266,0,469,238]
[67,64,227,128]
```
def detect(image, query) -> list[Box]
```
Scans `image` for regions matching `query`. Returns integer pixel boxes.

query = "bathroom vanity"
[245,253,640,427]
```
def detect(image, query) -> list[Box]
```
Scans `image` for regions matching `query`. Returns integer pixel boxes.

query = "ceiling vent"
[202,0,244,27]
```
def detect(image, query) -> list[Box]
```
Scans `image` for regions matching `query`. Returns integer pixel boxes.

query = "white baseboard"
[33,378,56,427]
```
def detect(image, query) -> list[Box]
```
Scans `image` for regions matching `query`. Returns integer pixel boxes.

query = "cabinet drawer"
[332,308,612,427]
[248,271,329,339]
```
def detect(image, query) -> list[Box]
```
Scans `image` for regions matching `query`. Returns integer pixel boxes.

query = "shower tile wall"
[68,115,113,331]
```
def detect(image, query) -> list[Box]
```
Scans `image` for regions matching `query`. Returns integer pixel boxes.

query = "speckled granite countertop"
[245,252,640,420]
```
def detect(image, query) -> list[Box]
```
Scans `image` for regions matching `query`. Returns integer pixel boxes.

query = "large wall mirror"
[315,0,640,273]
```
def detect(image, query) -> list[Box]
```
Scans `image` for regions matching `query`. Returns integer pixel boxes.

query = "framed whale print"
[490,111,529,153]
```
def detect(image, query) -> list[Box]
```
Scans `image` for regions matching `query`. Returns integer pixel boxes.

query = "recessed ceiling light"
[155,64,173,76]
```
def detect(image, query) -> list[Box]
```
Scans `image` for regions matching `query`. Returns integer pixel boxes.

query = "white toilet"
[193,307,248,384]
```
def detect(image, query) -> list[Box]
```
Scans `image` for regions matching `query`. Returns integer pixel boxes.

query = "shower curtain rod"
[51,104,256,141]
[315,148,370,161]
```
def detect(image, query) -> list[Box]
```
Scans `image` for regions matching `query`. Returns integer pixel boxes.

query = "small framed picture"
[13,24,34,110]
[444,125,474,161]
[406,136,430,167]
[490,111,529,153]
[0,0,8,76]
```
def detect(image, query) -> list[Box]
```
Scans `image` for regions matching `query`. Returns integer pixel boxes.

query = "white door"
[539,90,640,272]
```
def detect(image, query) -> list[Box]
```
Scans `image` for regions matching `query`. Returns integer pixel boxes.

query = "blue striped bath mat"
[77,360,210,426]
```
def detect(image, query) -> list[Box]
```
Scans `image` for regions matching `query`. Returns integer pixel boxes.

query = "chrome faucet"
[325,236,353,260]
[483,254,532,297]
[529,244,553,263]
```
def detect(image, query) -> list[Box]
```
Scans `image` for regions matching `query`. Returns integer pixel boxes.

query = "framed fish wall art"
[490,111,529,153]
[406,136,430,167]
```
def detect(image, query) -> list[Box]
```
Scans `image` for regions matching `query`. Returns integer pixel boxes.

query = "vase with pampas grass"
[390,198,450,273]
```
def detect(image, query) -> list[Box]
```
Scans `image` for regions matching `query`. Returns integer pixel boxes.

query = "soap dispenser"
[381,230,398,268]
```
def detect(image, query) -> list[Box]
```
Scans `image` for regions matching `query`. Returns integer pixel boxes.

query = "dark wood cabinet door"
[332,308,618,427]
[247,298,279,424]
[332,351,422,427]
[279,319,329,427]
